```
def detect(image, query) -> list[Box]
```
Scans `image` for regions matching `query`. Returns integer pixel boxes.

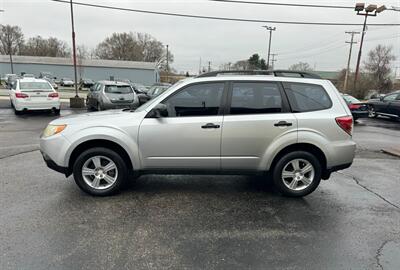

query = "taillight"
[48,92,59,98]
[15,93,29,99]
[336,116,353,135]
[349,104,361,110]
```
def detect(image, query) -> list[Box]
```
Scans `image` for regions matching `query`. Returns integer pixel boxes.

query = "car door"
[379,94,398,114]
[138,82,227,170]
[388,94,400,116]
[221,81,297,170]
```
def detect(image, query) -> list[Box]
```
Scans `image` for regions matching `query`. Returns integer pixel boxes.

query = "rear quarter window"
[283,82,332,112]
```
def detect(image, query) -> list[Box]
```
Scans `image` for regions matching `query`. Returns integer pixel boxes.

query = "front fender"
[63,126,140,170]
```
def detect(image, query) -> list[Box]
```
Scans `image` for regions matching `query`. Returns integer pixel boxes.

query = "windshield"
[132,83,148,93]
[63,78,72,81]
[20,81,52,91]
[105,85,133,94]
[342,95,360,104]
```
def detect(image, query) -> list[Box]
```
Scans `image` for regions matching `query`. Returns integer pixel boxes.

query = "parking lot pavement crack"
[0,149,40,160]
[337,172,400,210]
[375,240,390,270]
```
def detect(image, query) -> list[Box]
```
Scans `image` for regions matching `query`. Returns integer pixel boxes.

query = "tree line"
[0,24,173,73]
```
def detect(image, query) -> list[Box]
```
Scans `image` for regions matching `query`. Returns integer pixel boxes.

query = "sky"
[1,0,399,74]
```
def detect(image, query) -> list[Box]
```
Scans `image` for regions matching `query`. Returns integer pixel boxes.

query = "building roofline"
[0,55,157,70]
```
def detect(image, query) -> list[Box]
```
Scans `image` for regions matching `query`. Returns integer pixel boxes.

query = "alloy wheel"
[281,159,315,191]
[81,155,118,190]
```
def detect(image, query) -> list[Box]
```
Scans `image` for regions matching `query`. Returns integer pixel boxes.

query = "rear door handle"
[274,121,292,127]
[201,123,220,129]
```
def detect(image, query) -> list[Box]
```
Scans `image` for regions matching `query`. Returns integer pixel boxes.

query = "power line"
[50,0,400,26]
[210,0,399,11]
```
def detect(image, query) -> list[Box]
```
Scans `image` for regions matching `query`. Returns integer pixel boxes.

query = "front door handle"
[201,123,220,129]
[274,121,293,127]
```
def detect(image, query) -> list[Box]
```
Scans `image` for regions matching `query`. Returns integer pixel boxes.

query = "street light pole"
[69,0,78,98]
[262,26,276,70]
[353,3,386,90]
[166,45,169,83]
[68,0,84,108]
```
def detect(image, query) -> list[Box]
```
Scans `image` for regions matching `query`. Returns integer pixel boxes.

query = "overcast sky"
[1,0,399,74]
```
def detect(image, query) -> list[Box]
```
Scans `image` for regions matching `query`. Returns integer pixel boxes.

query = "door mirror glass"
[147,103,168,118]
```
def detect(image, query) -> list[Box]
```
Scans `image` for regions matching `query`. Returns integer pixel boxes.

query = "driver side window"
[383,94,397,102]
[161,83,225,117]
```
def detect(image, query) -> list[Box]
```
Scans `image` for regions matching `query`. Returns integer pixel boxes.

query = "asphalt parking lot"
[1,99,400,270]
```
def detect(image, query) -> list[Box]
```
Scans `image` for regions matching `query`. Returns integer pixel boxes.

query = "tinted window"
[162,83,224,117]
[230,82,282,114]
[383,94,397,102]
[284,82,332,112]
[19,82,52,91]
[105,85,133,94]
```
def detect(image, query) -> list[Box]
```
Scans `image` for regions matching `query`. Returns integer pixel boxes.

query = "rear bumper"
[351,110,369,118]
[14,99,60,111]
[103,102,139,110]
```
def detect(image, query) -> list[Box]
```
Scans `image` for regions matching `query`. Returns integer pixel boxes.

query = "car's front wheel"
[272,151,322,197]
[368,105,377,118]
[73,147,128,196]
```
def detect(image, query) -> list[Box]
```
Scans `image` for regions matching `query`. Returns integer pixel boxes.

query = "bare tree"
[364,45,396,93]
[20,36,70,57]
[95,32,173,70]
[0,24,24,73]
[77,45,89,80]
[288,62,313,71]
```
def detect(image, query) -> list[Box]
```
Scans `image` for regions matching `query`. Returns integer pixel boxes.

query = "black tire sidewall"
[272,151,322,197]
[73,147,127,196]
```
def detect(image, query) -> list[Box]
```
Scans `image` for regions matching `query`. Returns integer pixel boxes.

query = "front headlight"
[42,124,67,138]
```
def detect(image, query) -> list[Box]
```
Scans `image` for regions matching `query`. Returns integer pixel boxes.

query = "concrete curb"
[381,147,400,158]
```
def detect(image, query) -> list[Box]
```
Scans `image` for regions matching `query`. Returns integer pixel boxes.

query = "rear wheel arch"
[269,143,327,176]
[68,139,134,176]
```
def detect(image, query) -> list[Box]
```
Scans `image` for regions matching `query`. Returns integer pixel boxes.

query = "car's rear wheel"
[272,151,322,197]
[368,105,377,118]
[73,147,127,196]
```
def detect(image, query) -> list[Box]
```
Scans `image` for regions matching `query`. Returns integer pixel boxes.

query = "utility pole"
[166,45,169,83]
[262,25,276,70]
[353,3,386,90]
[199,57,202,75]
[270,54,277,70]
[344,31,360,92]
[69,0,84,108]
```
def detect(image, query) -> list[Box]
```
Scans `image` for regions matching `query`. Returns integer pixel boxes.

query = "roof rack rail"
[196,70,322,79]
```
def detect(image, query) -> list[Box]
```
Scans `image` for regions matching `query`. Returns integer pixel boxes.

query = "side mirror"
[147,103,168,118]
[89,86,94,92]
[380,96,384,101]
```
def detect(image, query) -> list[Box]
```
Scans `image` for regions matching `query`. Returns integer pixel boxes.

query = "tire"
[54,108,61,115]
[14,108,22,115]
[368,105,377,118]
[73,147,128,196]
[272,151,322,197]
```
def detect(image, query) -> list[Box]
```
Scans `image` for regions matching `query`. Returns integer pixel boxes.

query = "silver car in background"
[86,80,139,111]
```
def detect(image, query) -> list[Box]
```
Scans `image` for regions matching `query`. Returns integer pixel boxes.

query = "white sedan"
[9,78,61,115]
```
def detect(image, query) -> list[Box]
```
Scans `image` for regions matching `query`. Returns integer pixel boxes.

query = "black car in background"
[79,78,95,89]
[130,83,151,105]
[341,94,369,120]
[368,91,400,119]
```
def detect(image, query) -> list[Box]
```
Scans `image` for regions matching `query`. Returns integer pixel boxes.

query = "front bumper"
[41,151,70,176]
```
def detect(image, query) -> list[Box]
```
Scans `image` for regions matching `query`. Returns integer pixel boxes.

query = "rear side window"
[284,82,332,112]
[230,82,282,114]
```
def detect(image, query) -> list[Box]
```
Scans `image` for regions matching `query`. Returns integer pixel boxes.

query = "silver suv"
[86,80,139,111]
[40,71,356,197]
